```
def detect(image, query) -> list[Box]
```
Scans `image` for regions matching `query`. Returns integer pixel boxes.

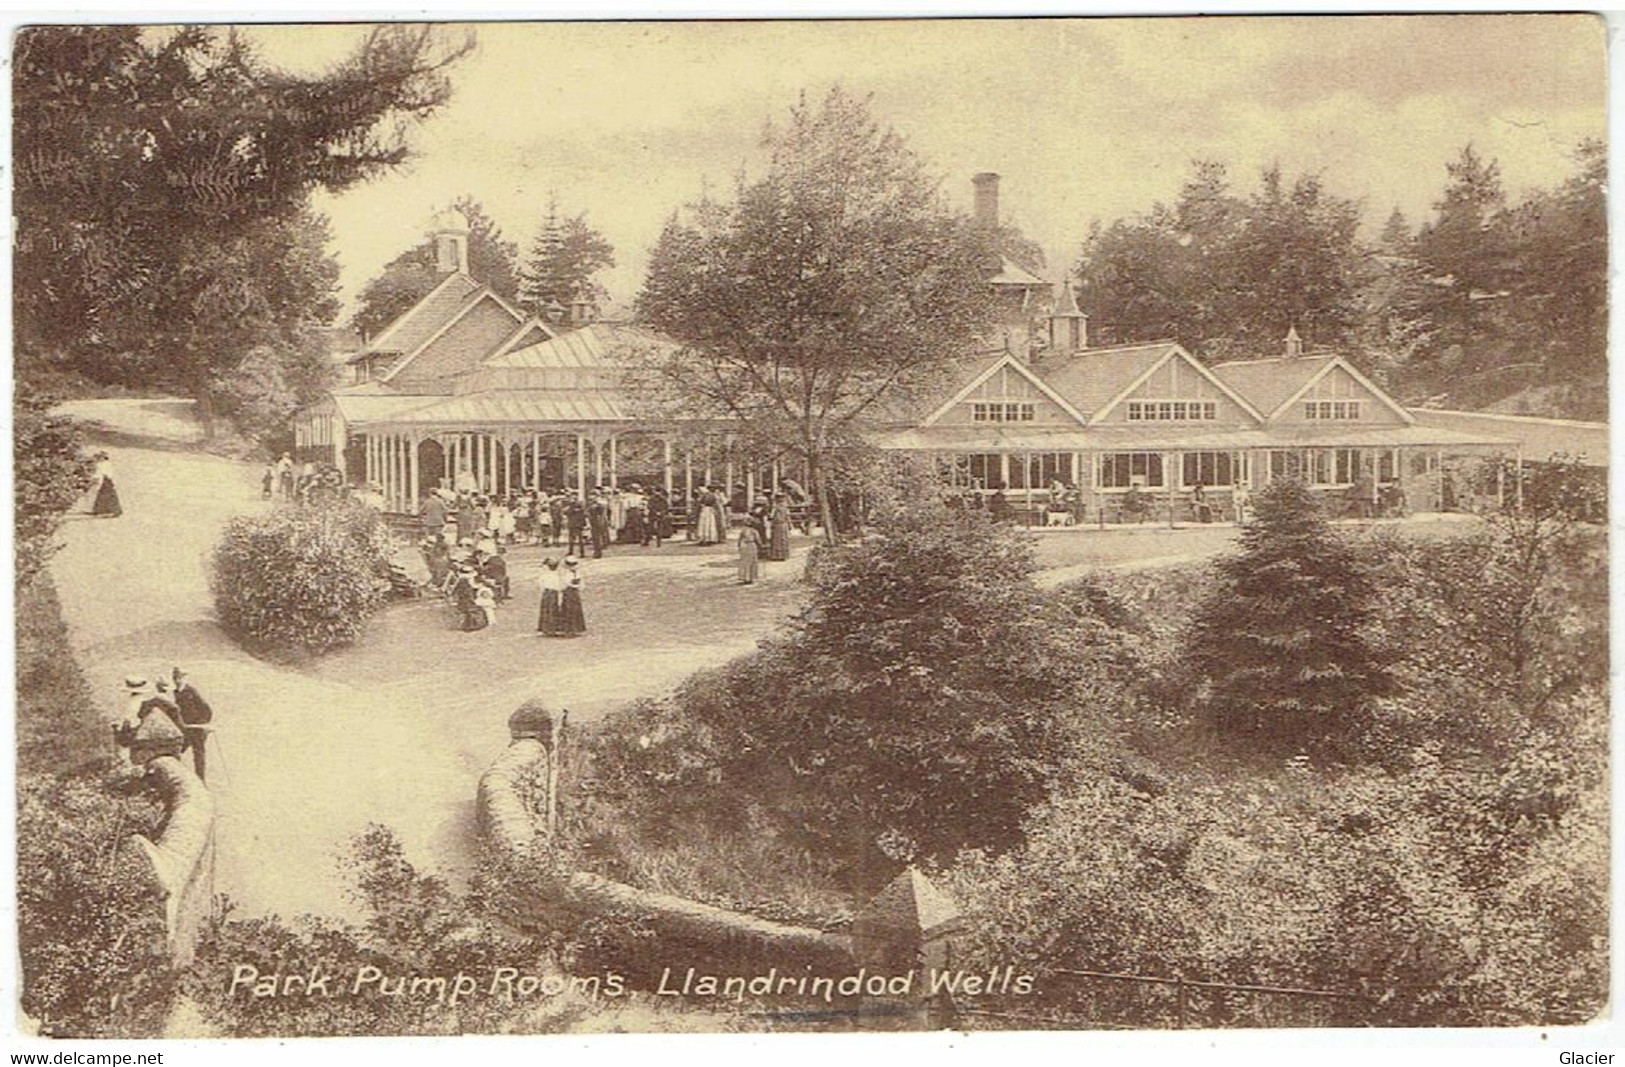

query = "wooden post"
[576,434,587,500]
[664,438,674,495]
[408,436,420,513]
[609,435,618,489]
[1166,452,1176,528]
[685,446,694,500]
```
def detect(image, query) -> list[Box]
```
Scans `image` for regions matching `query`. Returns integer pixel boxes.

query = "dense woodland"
[1075,142,1607,419]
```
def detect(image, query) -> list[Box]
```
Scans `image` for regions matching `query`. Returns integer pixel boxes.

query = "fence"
[955,965,1370,1031]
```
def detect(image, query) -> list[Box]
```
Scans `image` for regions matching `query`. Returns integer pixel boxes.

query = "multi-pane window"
[1304,400,1362,420]
[967,453,1002,488]
[972,401,1035,423]
[1100,452,1166,490]
[1181,451,1235,488]
[1127,400,1218,421]
[1306,448,1359,486]
[1009,453,1072,489]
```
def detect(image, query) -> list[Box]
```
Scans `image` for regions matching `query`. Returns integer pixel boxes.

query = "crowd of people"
[114,667,215,780]
[262,453,349,506]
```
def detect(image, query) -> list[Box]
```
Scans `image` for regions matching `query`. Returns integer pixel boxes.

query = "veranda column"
[490,435,500,494]
[771,458,781,493]
[746,468,755,510]
[664,439,674,495]
[1070,452,1080,488]
[1435,448,1445,511]
[685,447,694,500]
[999,453,1010,490]
[394,435,406,511]
[365,435,375,487]
[593,435,604,487]
[503,437,513,497]
[725,439,735,502]
[576,434,587,500]
[609,435,619,489]
[532,434,541,490]
[1514,446,1524,510]
[408,436,420,513]
[382,435,394,509]
[1166,451,1176,528]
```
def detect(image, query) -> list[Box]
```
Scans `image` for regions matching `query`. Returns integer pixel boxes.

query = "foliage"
[1076,159,1363,355]
[210,330,336,450]
[518,197,617,317]
[633,87,997,540]
[573,507,1133,884]
[14,25,471,420]
[209,497,395,653]
[17,768,175,1037]
[352,195,522,339]
[1185,479,1393,749]
[14,387,97,584]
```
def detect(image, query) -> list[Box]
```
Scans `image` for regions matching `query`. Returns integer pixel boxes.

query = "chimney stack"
[972,172,1001,230]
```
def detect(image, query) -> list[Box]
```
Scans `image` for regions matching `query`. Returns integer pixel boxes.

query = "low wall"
[126,756,216,965]
[478,738,851,967]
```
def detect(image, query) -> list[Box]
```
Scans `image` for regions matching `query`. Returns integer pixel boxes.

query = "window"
[1181,451,1235,488]
[1269,450,1303,481]
[972,401,1035,423]
[1305,448,1360,486]
[967,453,1002,488]
[1009,453,1072,489]
[1304,400,1362,420]
[1127,399,1218,421]
[1100,452,1166,490]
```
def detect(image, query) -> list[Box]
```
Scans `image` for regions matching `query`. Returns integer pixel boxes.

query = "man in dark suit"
[566,497,589,557]
[172,668,214,781]
[587,492,610,559]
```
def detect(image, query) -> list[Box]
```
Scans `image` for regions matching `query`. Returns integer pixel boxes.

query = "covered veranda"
[876,422,1518,524]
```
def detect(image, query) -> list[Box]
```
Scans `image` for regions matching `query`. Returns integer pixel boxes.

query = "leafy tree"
[1186,479,1393,746]
[13,24,472,420]
[352,195,522,340]
[633,88,997,541]
[1075,159,1362,357]
[517,197,617,318]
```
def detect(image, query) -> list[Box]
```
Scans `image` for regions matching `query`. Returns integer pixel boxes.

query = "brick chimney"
[972,172,1001,230]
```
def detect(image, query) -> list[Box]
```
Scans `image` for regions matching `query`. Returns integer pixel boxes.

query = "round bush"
[210,499,394,653]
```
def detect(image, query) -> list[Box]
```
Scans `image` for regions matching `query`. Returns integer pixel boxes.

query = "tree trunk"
[809,450,838,546]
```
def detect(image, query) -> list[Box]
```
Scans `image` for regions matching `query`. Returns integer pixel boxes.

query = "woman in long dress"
[695,488,721,545]
[766,494,791,561]
[536,558,564,635]
[737,520,762,585]
[559,557,587,636]
[709,487,730,545]
[91,455,122,517]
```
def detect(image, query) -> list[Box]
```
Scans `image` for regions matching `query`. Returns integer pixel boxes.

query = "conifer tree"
[1187,479,1393,747]
[517,197,616,318]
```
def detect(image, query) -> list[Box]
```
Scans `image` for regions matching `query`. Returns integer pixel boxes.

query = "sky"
[244,15,1607,316]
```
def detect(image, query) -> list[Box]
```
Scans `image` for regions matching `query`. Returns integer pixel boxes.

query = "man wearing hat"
[172,668,214,781]
[587,491,610,559]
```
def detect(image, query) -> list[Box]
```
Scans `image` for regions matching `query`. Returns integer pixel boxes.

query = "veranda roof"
[370,389,629,426]
[876,422,1513,453]
[1410,409,1609,467]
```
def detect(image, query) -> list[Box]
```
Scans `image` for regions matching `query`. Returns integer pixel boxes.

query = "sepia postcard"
[6,10,1614,1057]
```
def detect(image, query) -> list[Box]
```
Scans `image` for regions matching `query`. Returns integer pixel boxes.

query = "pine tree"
[1187,479,1392,748]
[517,197,615,319]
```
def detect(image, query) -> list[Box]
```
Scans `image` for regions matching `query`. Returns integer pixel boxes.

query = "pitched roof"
[482,321,672,370]
[1209,355,1339,416]
[363,272,484,356]
[988,255,1047,287]
[381,289,527,384]
[379,389,628,425]
[1032,341,1183,419]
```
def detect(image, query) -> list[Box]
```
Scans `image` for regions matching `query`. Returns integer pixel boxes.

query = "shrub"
[210,497,394,653]
[17,768,176,1037]
[574,506,1134,884]
[1185,478,1393,750]
[14,385,95,584]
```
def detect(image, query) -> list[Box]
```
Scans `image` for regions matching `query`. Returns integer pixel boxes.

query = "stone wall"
[125,756,216,966]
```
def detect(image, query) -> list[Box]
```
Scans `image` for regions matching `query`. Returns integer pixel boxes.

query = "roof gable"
[365,273,484,356]
[1212,355,1413,424]
[381,289,526,384]
[921,352,1089,427]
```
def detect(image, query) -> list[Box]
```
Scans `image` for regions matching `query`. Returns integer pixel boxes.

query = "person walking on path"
[90,453,122,518]
[647,487,671,547]
[536,557,565,636]
[276,453,295,499]
[421,492,447,540]
[559,556,587,636]
[737,518,763,585]
[695,487,721,545]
